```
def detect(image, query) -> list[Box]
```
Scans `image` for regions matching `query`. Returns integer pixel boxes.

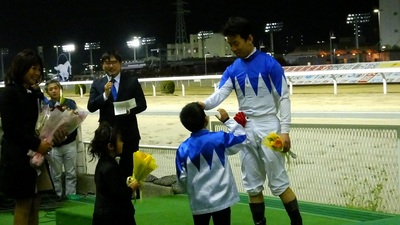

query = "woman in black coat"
[0,49,53,225]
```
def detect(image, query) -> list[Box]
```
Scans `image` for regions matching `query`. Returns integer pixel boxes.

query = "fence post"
[80,86,83,97]
[382,75,387,94]
[76,126,87,174]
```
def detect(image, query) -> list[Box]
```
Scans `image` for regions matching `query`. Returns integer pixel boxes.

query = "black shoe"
[255,218,266,225]
[54,195,65,202]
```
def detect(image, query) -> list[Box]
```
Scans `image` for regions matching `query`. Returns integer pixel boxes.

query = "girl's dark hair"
[88,121,121,161]
[5,49,44,85]
[179,102,206,132]
[222,17,253,40]
[100,50,122,64]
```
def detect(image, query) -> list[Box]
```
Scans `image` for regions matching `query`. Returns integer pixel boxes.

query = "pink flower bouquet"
[29,105,88,170]
[39,106,88,143]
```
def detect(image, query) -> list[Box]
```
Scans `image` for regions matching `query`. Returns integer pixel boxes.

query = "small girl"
[89,121,140,225]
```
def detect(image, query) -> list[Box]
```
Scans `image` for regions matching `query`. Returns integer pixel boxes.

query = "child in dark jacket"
[89,121,140,225]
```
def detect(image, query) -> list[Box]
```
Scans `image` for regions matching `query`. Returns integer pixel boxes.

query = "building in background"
[285,0,400,65]
[379,0,400,50]
[167,33,232,61]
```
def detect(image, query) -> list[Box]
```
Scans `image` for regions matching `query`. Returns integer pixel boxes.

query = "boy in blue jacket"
[176,102,247,225]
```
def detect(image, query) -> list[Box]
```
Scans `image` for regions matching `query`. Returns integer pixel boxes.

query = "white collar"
[108,74,121,83]
[245,47,257,59]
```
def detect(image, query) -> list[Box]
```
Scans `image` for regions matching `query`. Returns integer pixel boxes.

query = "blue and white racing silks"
[204,49,291,133]
[175,119,247,215]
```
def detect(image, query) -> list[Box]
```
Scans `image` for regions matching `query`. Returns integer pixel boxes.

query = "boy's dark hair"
[222,17,253,40]
[180,102,206,132]
[88,121,121,161]
[100,50,122,64]
[5,49,44,85]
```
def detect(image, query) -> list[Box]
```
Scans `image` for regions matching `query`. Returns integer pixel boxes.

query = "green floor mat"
[1,194,399,225]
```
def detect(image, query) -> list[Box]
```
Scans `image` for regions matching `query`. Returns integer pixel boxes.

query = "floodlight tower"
[347,13,370,62]
[175,0,189,60]
[62,44,75,75]
[84,42,101,75]
[204,53,211,75]
[329,31,336,63]
[265,22,283,56]
[127,37,141,61]
[141,37,156,60]
[198,30,213,58]
[53,45,61,65]
[373,9,382,50]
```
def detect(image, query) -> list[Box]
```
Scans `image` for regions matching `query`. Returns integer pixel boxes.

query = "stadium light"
[85,42,101,75]
[329,31,336,63]
[265,22,283,56]
[62,44,75,75]
[53,45,61,65]
[373,9,382,50]
[127,36,141,61]
[141,37,156,60]
[204,53,211,75]
[198,30,213,58]
[347,13,370,62]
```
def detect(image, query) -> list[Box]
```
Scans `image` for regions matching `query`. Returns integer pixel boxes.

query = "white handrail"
[1,67,399,95]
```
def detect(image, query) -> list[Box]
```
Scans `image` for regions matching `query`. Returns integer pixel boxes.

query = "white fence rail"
[77,121,400,214]
[2,65,399,95]
[210,122,400,214]
[64,67,400,95]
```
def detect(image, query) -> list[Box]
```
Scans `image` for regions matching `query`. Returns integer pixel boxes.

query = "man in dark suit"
[87,50,147,180]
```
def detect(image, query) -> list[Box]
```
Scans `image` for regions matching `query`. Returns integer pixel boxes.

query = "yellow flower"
[262,132,297,169]
[127,150,158,202]
[132,150,158,183]
[263,132,284,152]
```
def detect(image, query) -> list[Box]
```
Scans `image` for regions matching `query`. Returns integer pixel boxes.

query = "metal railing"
[76,121,400,214]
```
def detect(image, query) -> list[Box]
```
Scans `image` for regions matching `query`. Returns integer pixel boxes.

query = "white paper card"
[113,98,137,115]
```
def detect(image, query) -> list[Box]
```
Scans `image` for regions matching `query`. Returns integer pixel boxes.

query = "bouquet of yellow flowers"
[262,132,297,162]
[126,151,157,201]
[127,150,158,185]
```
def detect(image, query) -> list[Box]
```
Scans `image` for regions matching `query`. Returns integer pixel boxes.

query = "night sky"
[0,0,379,72]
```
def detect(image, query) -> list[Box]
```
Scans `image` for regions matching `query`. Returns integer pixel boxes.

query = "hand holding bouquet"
[126,150,158,186]
[39,106,88,143]
[27,149,54,175]
[29,105,88,169]
[262,132,297,159]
